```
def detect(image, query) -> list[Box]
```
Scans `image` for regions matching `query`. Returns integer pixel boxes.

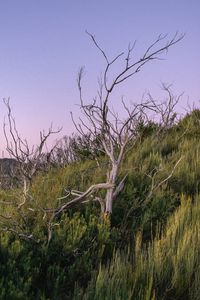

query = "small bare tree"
[146,82,184,130]
[0,99,62,242]
[3,98,61,206]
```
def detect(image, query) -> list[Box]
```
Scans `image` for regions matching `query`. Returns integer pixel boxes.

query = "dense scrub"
[0,110,200,299]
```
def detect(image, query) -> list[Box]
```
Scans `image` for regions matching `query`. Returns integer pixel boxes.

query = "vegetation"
[0,32,197,299]
[0,110,200,299]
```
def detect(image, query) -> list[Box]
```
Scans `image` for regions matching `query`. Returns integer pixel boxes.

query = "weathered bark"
[105,163,118,213]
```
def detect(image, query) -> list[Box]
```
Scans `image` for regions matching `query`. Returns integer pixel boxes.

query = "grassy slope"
[0,110,200,299]
[75,196,200,300]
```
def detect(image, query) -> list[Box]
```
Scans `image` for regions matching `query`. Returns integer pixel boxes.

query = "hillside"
[0,110,200,299]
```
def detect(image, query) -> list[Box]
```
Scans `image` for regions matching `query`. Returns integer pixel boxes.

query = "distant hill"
[0,158,20,189]
[0,158,18,173]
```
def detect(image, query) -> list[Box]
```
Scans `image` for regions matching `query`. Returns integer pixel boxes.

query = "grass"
[75,195,200,300]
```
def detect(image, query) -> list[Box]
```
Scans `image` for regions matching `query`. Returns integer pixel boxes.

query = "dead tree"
[73,32,184,215]
[0,99,61,242]
[3,98,61,205]
[146,83,184,131]
[47,32,184,221]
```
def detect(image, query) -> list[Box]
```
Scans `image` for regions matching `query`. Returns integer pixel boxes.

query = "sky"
[0,0,200,156]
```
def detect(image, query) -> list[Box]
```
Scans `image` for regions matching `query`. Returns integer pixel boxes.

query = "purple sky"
[0,0,200,155]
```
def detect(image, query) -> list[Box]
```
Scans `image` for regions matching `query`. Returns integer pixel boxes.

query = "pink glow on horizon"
[0,1,199,156]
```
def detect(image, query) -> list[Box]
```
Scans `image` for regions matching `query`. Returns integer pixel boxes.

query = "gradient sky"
[0,0,200,155]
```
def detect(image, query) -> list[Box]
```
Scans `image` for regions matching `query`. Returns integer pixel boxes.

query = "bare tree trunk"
[105,163,118,214]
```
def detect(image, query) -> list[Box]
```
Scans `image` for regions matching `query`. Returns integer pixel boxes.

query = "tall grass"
[75,195,200,300]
